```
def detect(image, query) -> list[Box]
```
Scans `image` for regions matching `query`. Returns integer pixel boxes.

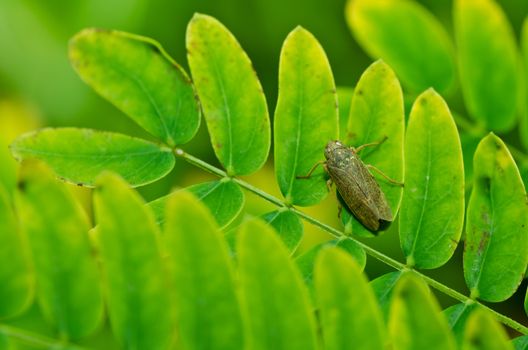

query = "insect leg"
[326,177,333,191]
[366,164,404,186]
[354,135,388,153]
[296,160,326,179]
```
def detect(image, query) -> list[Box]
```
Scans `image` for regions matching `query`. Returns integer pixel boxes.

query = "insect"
[297,138,402,232]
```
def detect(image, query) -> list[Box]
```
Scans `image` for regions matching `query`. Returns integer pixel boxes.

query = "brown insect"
[297,138,402,231]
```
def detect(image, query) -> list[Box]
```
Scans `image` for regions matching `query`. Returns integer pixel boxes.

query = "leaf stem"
[0,325,86,349]
[174,148,528,335]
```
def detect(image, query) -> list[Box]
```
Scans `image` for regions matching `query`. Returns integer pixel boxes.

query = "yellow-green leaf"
[399,89,464,269]
[186,14,270,176]
[69,29,200,146]
[464,134,528,302]
[461,309,513,350]
[274,26,338,206]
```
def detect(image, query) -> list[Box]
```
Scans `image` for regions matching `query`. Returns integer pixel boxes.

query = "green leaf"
[444,302,478,346]
[454,0,520,132]
[461,309,513,350]
[10,128,175,188]
[464,133,528,302]
[163,191,244,350]
[296,238,366,293]
[513,336,528,350]
[0,184,32,319]
[370,271,403,321]
[261,209,303,253]
[69,29,200,146]
[149,178,244,229]
[399,89,464,269]
[274,26,338,206]
[345,0,455,94]
[314,247,385,350]
[337,87,354,141]
[93,172,174,349]
[525,285,528,317]
[237,219,318,350]
[16,161,103,339]
[341,60,404,237]
[186,14,270,176]
[521,19,528,150]
[388,273,456,350]
[0,330,14,350]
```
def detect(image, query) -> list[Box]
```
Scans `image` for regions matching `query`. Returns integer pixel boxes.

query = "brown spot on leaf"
[478,231,491,254]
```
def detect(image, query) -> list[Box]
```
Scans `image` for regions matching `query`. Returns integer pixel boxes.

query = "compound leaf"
[399,89,464,269]
[346,0,455,94]
[10,128,175,188]
[237,219,318,350]
[186,14,270,176]
[341,60,404,238]
[454,0,521,132]
[16,161,103,339]
[70,29,200,146]
[274,26,338,206]
[314,247,385,350]
[464,134,528,302]
[93,173,173,349]
[388,273,456,350]
[149,179,244,229]
[163,191,244,349]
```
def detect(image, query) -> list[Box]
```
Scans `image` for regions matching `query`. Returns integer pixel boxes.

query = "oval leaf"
[315,247,385,350]
[16,161,103,339]
[454,0,520,132]
[149,178,244,229]
[521,19,528,150]
[346,0,455,94]
[461,309,513,350]
[337,87,354,141]
[296,237,366,293]
[464,133,528,302]
[261,209,303,253]
[274,26,338,206]
[69,29,200,146]
[388,273,456,350]
[163,191,244,349]
[399,89,464,269]
[10,128,175,187]
[444,302,478,346]
[237,219,318,350]
[370,271,403,321]
[186,13,270,176]
[341,60,404,237]
[0,184,32,319]
[93,173,174,349]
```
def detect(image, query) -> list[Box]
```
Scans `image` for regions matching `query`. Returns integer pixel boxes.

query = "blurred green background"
[1,0,528,342]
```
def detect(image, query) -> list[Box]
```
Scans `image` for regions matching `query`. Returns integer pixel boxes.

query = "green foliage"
[149,179,244,229]
[69,29,200,146]
[0,183,32,319]
[163,191,244,349]
[399,89,464,269]
[462,309,513,350]
[346,0,456,95]
[514,336,528,350]
[10,128,175,187]
[388,273,456,350]
[464,134,528,302]
[237,219,318,350]
[3,9,528,350]
[186,13,270,176]
[274,26,338,206]
[454,0,520,132]
[340,60,404,237]
[93,173,174,349]
[314,247,385,350]
[16,161,103,340]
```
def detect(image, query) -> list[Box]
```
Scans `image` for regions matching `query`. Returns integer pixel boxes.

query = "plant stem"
[0,325,85,349]
[175,148,528,335]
